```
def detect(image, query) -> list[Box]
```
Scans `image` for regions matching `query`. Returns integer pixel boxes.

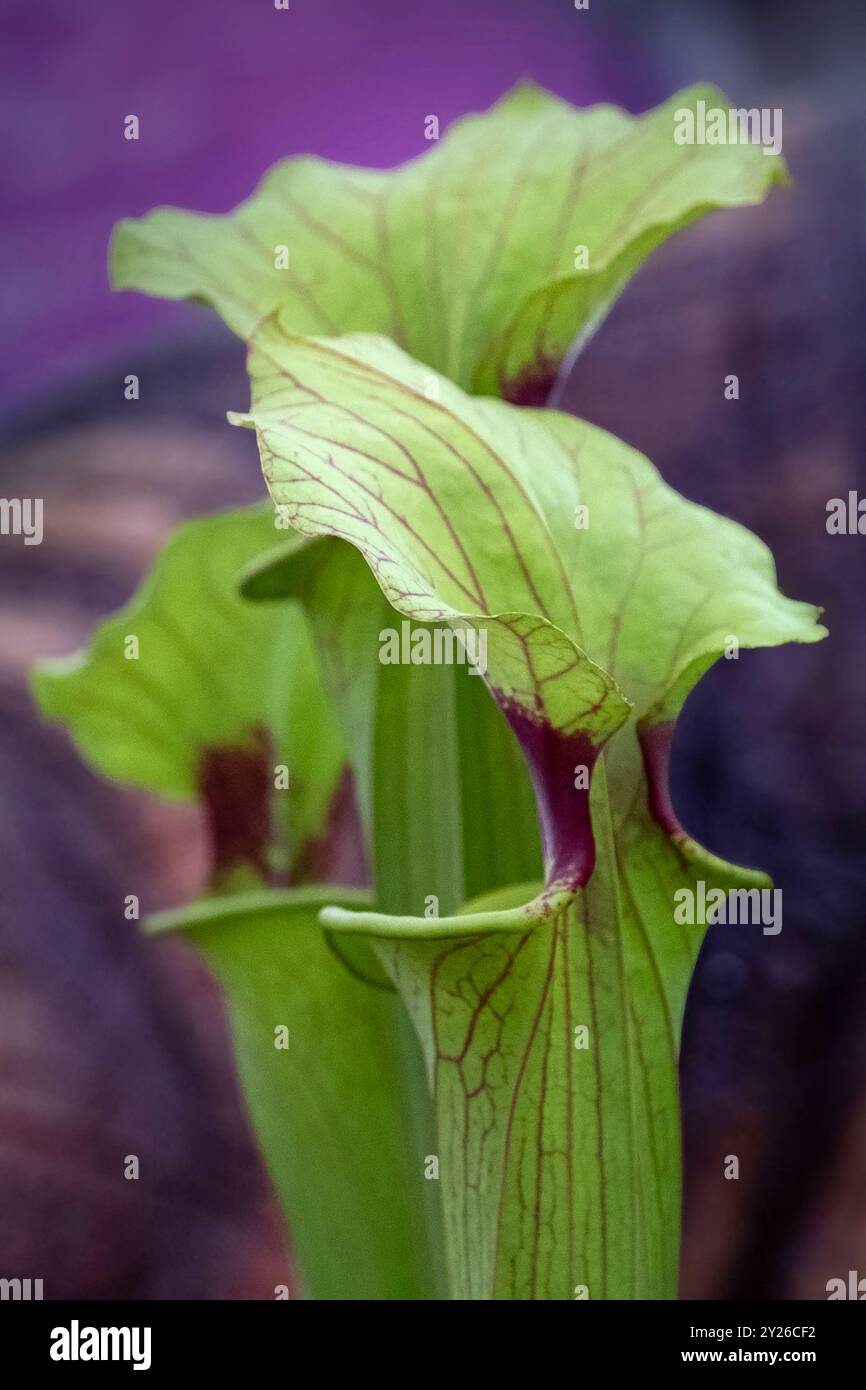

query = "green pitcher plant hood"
[110,82,787,401]
[229,321,823,934]
[226,325,824,1299]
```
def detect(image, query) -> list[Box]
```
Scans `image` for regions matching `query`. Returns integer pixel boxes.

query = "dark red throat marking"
[199,725,274,885]
[495,693,600,890]
[638,720,686,837]
[500,362,559,409]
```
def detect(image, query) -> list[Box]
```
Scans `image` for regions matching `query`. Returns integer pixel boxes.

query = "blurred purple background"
[9,0,856,419]
[1,0,642,415]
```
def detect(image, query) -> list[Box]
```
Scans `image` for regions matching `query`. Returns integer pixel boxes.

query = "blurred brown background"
[1,0,865,1299]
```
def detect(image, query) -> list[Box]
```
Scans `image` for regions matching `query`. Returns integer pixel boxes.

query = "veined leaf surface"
[111,83,787,400]
[232,323,822,921]
[235,324,824,1296]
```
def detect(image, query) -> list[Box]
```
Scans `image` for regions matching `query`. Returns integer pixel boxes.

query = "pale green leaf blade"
[32,507,348,887]
[111,83,787,397]
[537,409,823,724]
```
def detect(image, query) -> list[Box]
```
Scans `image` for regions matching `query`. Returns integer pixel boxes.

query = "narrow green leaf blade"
[149,889,436,1300]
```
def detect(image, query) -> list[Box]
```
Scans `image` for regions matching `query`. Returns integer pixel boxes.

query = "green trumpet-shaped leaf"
[148,888,435,1300]
[234,322,825,1297]
[110,83,787,400]
[32,506,440,1299]
[352,769,776,1299]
